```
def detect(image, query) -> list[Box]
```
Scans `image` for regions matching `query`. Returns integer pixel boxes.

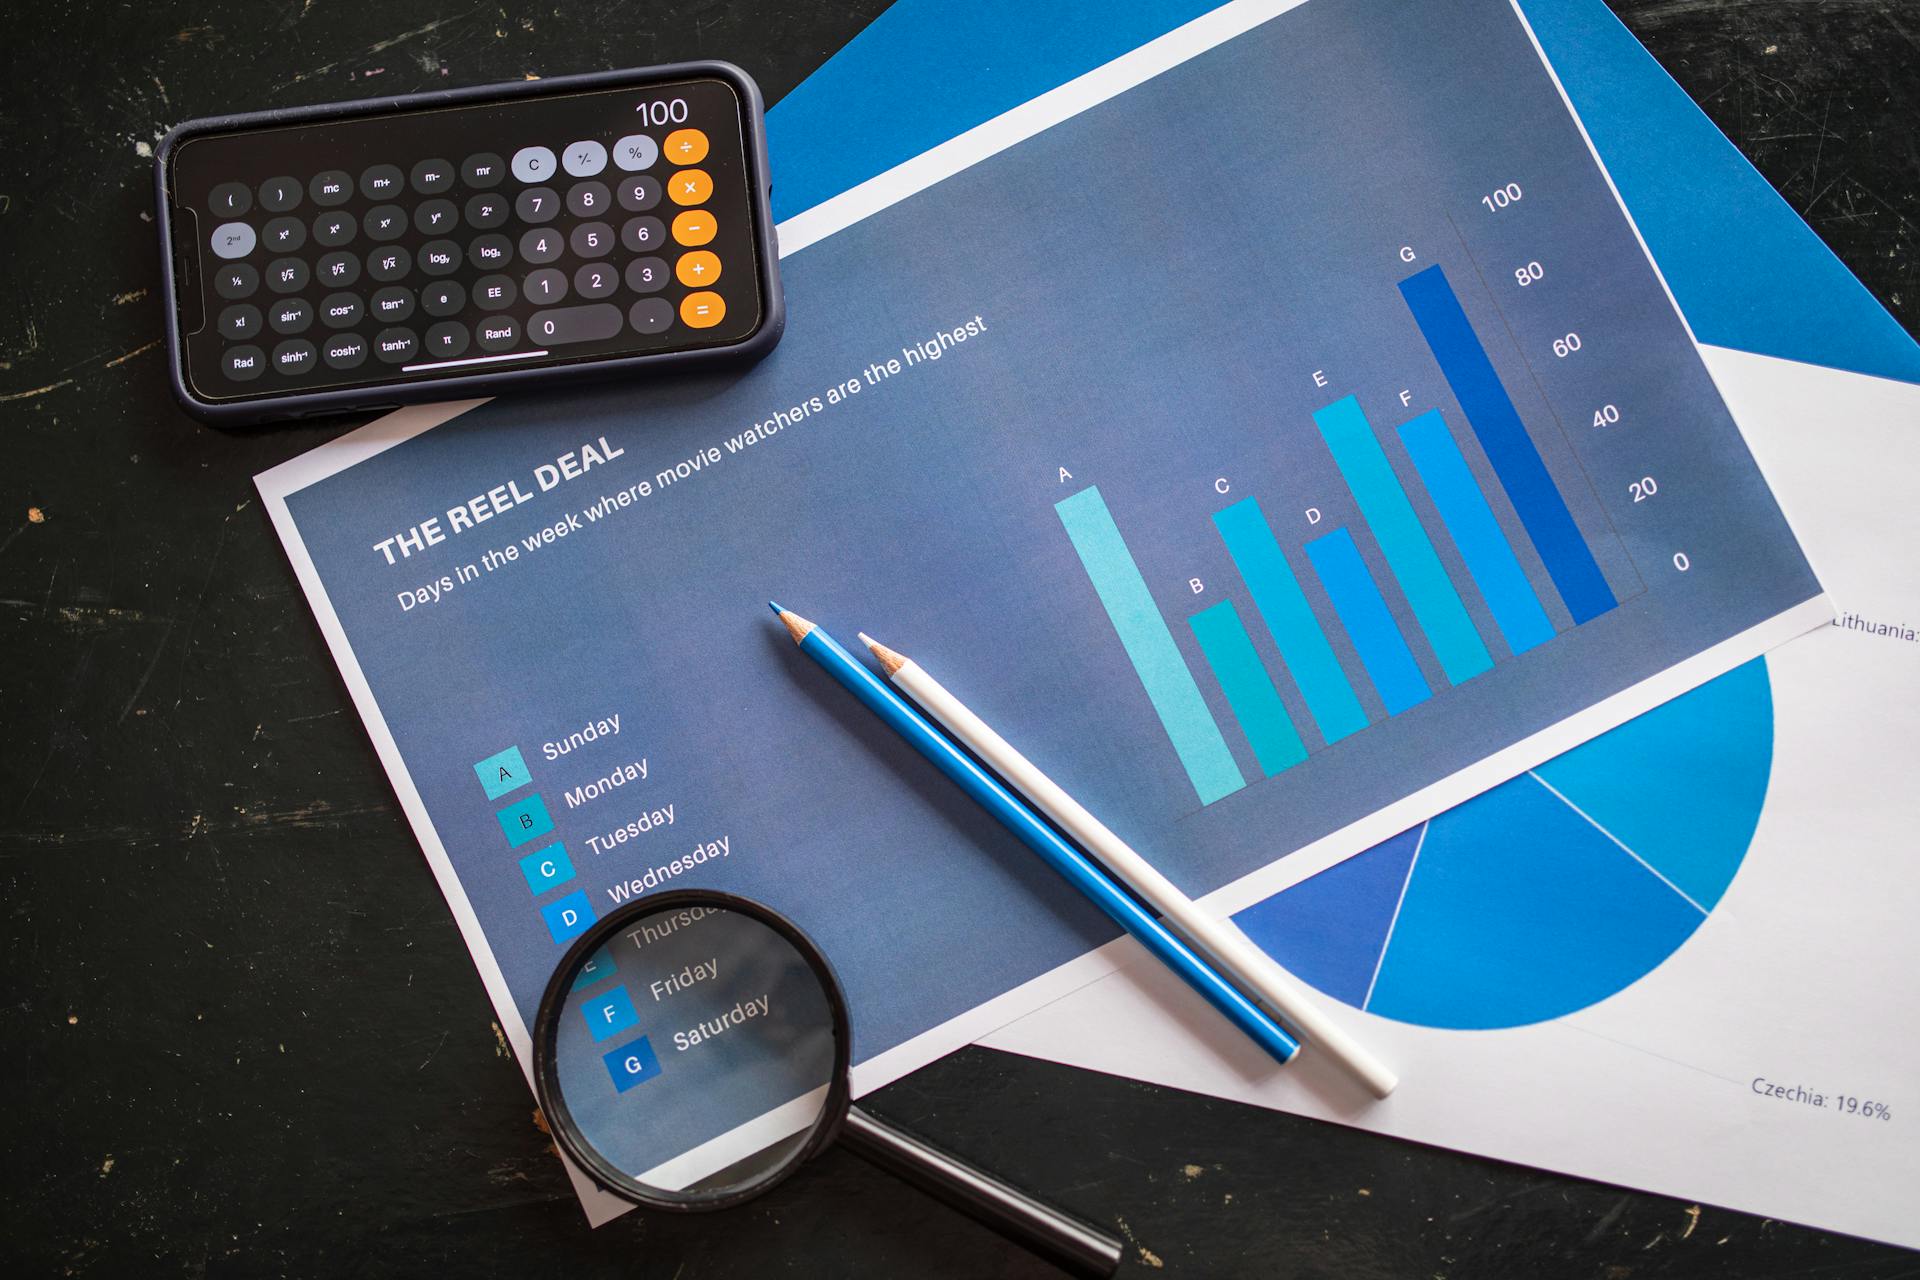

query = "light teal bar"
[1189,600,1307,777]
[1312,395,1493,685]
[1056,486,1247,805]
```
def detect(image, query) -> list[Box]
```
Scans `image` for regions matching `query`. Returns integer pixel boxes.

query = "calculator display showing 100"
[156,63,783,425]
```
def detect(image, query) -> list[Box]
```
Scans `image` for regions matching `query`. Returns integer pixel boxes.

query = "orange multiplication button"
[680,291,725,328]
[663,128,709,166]
[675,251,722,288]
[672,209,717,246]
[668,168,713,206]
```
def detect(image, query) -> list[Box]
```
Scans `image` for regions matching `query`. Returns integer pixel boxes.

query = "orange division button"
[680,291,725,328]
[664,128,709,165]
[671,209,717,246]
[668,168,713,206]
[675,251,722,287]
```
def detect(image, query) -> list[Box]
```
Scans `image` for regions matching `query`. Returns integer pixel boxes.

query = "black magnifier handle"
[840,1105,1124,1278]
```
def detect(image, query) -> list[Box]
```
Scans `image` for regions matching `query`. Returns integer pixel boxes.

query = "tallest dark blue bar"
[1398,264,1617,624]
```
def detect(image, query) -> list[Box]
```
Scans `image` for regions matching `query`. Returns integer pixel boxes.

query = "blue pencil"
[772,603,1299,1066]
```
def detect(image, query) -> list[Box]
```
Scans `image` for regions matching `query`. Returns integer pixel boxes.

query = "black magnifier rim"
[532,888,854,1213]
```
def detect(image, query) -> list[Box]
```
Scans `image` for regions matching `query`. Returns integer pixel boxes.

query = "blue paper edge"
[764,0,1919,385]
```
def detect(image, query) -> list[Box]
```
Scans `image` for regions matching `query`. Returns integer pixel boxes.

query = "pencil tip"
[768,600,784,615]
[775,605,813,644]
[863,633,909,676]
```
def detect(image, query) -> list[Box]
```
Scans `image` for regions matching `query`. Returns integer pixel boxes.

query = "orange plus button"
[672,208,717,246]
[664,128,709,165]
[675,251,722,287]
[680,291,725,328]
[668,168,713,206]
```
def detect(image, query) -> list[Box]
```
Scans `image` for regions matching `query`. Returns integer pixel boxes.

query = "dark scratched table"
[2,2,1914,1275]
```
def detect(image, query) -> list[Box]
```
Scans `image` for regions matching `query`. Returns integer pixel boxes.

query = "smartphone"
[155,62,784,426]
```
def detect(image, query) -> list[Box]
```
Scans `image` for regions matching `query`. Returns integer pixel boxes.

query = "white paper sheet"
[983,346,1920,1248]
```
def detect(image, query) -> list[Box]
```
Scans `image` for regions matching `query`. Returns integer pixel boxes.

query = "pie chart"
[1232,659,1772,1030]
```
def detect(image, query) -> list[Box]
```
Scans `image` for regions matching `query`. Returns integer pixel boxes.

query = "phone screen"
[166,73,766,405]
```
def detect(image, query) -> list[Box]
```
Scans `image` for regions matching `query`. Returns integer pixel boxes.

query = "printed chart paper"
[257,0,1825,1215]
[987,349,1920,1249]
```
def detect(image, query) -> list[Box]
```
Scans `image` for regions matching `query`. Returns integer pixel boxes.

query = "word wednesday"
[605,836,731,903]
[674,995,771,1052]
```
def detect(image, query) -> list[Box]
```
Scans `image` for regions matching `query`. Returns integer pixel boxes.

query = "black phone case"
[154,61,784,427]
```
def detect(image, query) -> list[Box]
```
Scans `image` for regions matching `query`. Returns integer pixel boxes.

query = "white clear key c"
[511,145,557,183]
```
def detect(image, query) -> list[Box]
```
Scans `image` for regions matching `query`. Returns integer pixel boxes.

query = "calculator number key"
[574,263,618,300]
[530,304,622,345]
[515,187,559,224]
[523,268,568,306]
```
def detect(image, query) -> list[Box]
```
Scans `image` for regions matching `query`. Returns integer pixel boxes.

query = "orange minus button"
[672,209,716,246]
[675,251,721,287]
[680,291,725,328]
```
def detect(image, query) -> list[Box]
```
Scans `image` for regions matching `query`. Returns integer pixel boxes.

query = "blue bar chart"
[1058,256,1628,806]
[1056,487,1247,805]
[1188,601,1308,778]
[1312,397,1491,686]
[1213,498,1369,747]
[1399,264,1617,624]
[1305,529,1432,716]
[1398,409,1555,655]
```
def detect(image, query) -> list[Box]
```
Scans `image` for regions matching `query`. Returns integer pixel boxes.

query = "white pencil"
[859,632,1398,1100]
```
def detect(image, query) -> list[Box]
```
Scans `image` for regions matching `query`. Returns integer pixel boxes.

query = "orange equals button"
[680,291,725,328]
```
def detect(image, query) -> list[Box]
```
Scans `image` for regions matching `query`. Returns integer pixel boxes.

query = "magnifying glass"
[533,889,1124,1278]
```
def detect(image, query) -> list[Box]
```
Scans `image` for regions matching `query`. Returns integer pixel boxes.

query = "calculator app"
[167,76,765,402]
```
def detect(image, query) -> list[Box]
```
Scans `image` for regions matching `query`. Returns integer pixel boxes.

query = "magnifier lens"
[545,900,841,1205]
